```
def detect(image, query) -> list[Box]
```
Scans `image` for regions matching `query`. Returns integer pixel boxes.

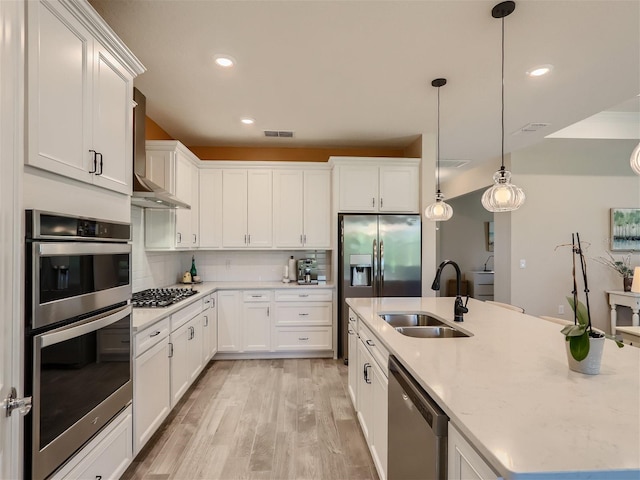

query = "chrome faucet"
[483,255,494,272]
[431,260,469,322]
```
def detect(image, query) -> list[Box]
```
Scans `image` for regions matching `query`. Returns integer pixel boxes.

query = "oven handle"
[37,242,131,256]
[39,305,131,348]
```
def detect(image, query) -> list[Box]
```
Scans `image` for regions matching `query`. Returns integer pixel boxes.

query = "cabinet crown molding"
[62,0,146,76]
[329,156,420,167]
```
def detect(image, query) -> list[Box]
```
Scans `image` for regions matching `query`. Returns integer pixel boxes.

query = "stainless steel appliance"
[132,287,198,308]
[25,210,133,480]
[297,258,319,285]
[338,214,421,360]
[388,355,448,480]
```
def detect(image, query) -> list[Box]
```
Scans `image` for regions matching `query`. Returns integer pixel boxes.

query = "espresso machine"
[297,258,318,284]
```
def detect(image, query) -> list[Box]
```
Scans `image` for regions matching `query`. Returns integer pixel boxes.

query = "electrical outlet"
[519,259,526,269]
[558,305,564,314]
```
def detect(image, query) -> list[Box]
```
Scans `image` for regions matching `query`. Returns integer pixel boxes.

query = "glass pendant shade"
[630,142,640,175]
[425,191,453,221]
[481,168,526,212]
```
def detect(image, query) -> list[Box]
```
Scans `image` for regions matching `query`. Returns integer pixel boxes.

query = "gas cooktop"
[132,288,198,308]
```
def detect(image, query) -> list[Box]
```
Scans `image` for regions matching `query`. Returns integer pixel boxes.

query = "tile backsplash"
[132,207,331,292]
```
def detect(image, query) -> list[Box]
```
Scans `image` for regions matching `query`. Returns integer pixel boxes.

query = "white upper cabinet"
[144,141,200,249]
[26,0,144,195]
[222,169,272,248]
[273,169,331,249]
[333,158,420,213]
[199,169,223,248]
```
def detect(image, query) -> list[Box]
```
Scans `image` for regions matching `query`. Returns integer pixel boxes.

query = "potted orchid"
[560,233,623,374]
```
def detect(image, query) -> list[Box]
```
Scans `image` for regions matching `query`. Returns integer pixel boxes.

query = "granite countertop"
[132,281,335,331]
[346,296,640,480]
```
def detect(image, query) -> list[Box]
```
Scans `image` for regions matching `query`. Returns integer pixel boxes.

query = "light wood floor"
[123,359,379,480]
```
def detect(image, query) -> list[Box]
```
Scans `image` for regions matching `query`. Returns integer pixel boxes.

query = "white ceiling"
[90,0,640,166]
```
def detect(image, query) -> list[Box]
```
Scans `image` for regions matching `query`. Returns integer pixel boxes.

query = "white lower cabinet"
[242,291,272,351]
[170,300,204,407]
[216,289,333,354]
[448,424,499,480]
[217,290,242,352]
[273,289,333,352]
[133,317,171,455]
[351,314,388,480]
[347,310,358,406]
[51,406,133,480]
[202,293,218,362]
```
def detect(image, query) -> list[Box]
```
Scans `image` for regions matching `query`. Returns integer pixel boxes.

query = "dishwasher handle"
[389,355,448,436]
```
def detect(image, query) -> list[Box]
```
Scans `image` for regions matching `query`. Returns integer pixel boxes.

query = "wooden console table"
[606,291,640,334]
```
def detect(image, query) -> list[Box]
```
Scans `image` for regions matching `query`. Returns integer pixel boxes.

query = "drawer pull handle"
[150,331,161,337]
[298,337,309,341]
[299,294,309,298]
[251,295,262,298]
[298,313,309,316]
[366,339,375,347]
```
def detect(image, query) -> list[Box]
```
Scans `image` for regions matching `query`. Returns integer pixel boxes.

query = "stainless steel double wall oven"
[24,210,133,480]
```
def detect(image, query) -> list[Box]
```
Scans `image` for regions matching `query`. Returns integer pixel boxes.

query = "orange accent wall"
[145,115,422,161]
[145,117,173,140]
[188,145,411,162]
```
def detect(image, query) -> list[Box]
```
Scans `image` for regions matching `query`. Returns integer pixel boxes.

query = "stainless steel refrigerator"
[338,214,422,362]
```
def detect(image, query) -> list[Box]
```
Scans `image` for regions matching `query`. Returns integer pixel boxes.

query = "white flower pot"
[565,334,605,375]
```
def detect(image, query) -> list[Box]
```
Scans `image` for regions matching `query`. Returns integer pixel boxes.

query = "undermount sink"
[394,326,470,338]
[379,313,447,328]
[380,313,471,338]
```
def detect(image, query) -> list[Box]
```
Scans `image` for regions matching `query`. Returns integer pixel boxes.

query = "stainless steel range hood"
[131,88,190,210]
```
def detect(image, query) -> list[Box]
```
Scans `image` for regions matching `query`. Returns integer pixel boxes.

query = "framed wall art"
[485,221,494,252]
[610,208,640,251]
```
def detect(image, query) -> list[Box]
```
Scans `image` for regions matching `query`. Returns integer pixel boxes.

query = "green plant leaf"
[561,324,586,337]
[569,331,590,361]
[566,296,589,326]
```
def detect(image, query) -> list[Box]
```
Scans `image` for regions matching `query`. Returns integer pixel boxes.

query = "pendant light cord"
[500,16,505,171]
[436,84,441,192]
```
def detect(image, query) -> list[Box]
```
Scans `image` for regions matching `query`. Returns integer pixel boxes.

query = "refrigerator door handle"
[380,239,384,290]
[372,238,378,296]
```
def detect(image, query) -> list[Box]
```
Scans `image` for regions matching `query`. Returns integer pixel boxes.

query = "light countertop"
[346,296,640,480]
[132,281,335,331]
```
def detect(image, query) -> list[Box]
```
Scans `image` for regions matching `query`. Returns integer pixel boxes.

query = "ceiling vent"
[264,130,294,138]
[440,159,470,169]
[512,122,550,135]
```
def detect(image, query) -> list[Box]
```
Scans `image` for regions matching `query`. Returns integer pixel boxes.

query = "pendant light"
[425,78,453,222]
[481,1,526,213]
[630,142,640,175]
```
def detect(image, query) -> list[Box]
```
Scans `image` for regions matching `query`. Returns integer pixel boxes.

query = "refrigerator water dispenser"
[350,254,372,287]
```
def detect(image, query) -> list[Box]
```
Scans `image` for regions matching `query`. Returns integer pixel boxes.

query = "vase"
[623,276,633,292]
[565,334,605,375]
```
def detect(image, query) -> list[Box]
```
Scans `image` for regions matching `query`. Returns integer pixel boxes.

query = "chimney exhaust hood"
[131,88,190,210]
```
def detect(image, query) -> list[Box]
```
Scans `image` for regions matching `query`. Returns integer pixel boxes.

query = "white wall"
[509,139,640,333]
[421,132,438,296]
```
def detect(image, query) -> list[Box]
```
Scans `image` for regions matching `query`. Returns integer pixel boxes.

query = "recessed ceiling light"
[526,64,553,77]
[241,118,255,125]
[213,55,235,68]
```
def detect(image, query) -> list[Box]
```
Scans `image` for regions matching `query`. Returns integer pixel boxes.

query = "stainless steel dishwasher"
[388,355,448,480]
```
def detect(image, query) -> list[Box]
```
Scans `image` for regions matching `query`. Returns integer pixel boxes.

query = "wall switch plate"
[558,305,564,314]
[519,259,526,269]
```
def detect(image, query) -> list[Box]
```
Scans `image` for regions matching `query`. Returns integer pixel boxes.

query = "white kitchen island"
[346,296,640,480]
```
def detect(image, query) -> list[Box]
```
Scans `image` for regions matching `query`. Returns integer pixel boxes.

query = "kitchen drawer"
[359,322,389,375]
[171,299,203,331]
[243,290,272,302]
[274,326,332,351]
[135,317,170,357]
[274,303,332,326]
[473,272,494,285]
[51,406,133,480]
[275,289,333,302]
